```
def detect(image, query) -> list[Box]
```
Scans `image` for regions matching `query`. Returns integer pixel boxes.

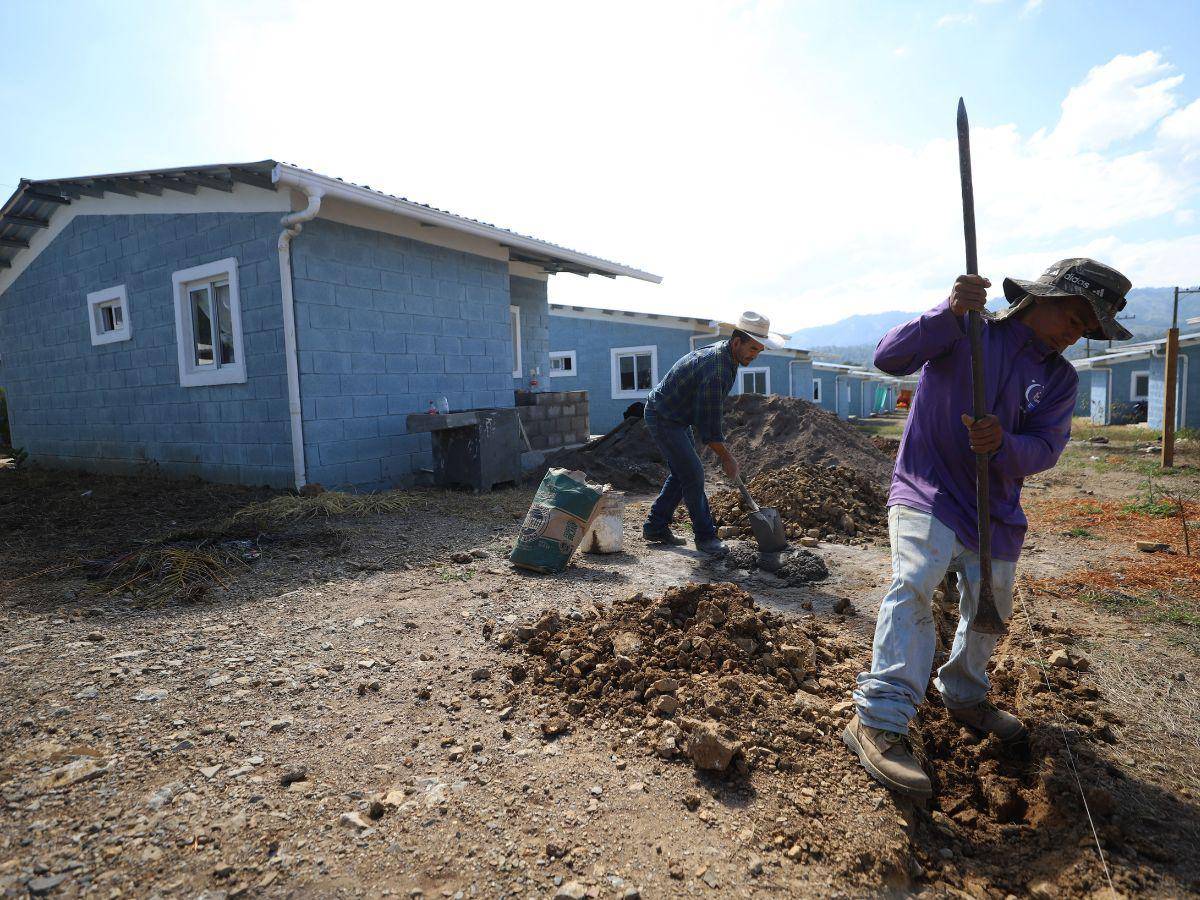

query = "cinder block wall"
[511,276,550,390]
[0,212,292,486]
[289,218,518,490]
[515,389,589,449]
[549,315,694,433]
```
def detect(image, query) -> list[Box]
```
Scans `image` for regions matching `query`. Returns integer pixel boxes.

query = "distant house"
[0,161,658,490]
[548,304,813,433]
[1072,332,1200,428]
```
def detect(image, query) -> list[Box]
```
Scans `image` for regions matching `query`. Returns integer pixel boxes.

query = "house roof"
[0,159,661,284]
[549,302,806,356]
[1072,331,1200,370]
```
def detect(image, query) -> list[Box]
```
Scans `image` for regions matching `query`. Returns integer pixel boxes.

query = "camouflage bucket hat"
[998,257,1133,341]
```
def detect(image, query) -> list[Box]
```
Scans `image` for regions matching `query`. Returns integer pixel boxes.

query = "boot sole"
[842,723,933,801]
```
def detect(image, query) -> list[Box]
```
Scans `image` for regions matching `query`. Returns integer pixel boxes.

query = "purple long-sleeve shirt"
[876,299,1077,562]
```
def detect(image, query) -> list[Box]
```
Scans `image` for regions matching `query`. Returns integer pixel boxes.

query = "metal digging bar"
[957,98,1007,636]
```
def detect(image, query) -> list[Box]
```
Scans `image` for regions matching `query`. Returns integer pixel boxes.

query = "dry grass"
[218,490,418,531]
[92,546,239,598]
[1026,495,1200,625]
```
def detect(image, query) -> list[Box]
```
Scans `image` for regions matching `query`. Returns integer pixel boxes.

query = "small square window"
[1131,371,1149,402]
[610,346,658,398]
[171,258,246,387]
[87,285,131,345]
[549,351,577,377]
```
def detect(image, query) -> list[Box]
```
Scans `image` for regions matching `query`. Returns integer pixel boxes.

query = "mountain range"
[786,287,1198,367]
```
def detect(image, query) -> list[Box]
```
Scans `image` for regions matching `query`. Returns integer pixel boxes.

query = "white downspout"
[276,185,324,491]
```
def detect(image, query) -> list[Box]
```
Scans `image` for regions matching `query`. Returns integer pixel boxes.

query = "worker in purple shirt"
[843,258,1133,799]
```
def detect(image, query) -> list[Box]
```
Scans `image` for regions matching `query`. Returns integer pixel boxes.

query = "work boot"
[842,714,932,800]
[695,537,729,557]
[642,524,687,546]
[948,700,1027,742]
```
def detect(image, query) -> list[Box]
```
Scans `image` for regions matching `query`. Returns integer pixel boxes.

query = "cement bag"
[582,489,624,554]
[510,468,604,574]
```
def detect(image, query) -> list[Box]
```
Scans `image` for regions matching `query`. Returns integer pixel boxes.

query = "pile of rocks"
[513,582,862,774]
[708,463,886,545]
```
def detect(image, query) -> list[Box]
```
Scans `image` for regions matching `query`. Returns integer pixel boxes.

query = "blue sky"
[2,0,1198,330]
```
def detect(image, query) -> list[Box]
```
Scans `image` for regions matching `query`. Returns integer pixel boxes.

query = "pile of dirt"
[871,435,902,460]
[508,582,912,883]
[540,394,892,492]
[711,394,893,484]
[719,541,830,587]
[513,582,859,773]
[708,463,886,545]
[538,417,668,492]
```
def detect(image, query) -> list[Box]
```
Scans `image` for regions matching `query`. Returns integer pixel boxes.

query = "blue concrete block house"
[1073,332,1200,428]
[0,161,658,490]
[547,304,813,433]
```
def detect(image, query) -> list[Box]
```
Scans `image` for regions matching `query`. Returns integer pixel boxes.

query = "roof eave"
[272,164,661,284]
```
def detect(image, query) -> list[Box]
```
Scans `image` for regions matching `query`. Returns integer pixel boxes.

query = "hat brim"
[738,330,784,350]
[1001,277,1132,342]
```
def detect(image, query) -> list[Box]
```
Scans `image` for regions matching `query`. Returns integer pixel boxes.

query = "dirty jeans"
[644,411,717,541]
[853,505,1017,734]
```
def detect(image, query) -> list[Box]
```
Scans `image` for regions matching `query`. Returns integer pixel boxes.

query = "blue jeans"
[644,411,717,541]
[853,505,1016,734]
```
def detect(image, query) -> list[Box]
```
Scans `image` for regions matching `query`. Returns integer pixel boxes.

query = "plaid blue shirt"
[645,340,737,444]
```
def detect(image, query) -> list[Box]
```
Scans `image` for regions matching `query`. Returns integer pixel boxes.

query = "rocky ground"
[1,427,1198,898]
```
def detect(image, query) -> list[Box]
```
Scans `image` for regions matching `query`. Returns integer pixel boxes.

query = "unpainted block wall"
[289,218,519,489]
[0,212,292,486]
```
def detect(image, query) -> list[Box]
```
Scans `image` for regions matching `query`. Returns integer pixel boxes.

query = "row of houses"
[1072,332,1200,429]
[0,159,912,492]
[546,304,913,433]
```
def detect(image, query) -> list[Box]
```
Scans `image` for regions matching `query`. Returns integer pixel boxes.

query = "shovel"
[732,474,789,553]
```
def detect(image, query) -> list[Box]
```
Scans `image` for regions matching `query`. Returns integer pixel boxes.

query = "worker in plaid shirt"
[642,312,780,556]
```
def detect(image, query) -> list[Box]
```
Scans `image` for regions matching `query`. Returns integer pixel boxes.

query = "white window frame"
[734,366,770,395]
[812,378,823,403]
[86,284,131,345]
[610,345,658,399]
[549,350,577,378]
[170,257,246,388]
[1130,369,1150,402]
[510,304,523,378]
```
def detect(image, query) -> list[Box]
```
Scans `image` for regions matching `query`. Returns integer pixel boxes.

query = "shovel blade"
[747,507,789,553]
[969,603,1008,635]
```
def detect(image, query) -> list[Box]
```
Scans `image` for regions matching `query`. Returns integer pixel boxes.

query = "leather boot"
[842,714,932,799]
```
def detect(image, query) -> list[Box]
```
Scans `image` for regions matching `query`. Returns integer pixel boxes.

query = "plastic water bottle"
[437,396,450,414]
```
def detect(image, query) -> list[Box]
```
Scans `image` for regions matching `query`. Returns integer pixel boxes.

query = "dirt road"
[1,433,1198,898]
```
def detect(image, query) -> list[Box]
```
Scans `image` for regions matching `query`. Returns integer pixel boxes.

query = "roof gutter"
[277,184,325,491]
[271,164,661,283]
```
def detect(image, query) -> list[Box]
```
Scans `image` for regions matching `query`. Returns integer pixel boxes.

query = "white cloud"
[197,8,1199,330]
[893,45,910,58]
[1021,0,1045,15]
[936,12,976,28]
[1160,98,1200,160]
[1038,52,1183,154]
